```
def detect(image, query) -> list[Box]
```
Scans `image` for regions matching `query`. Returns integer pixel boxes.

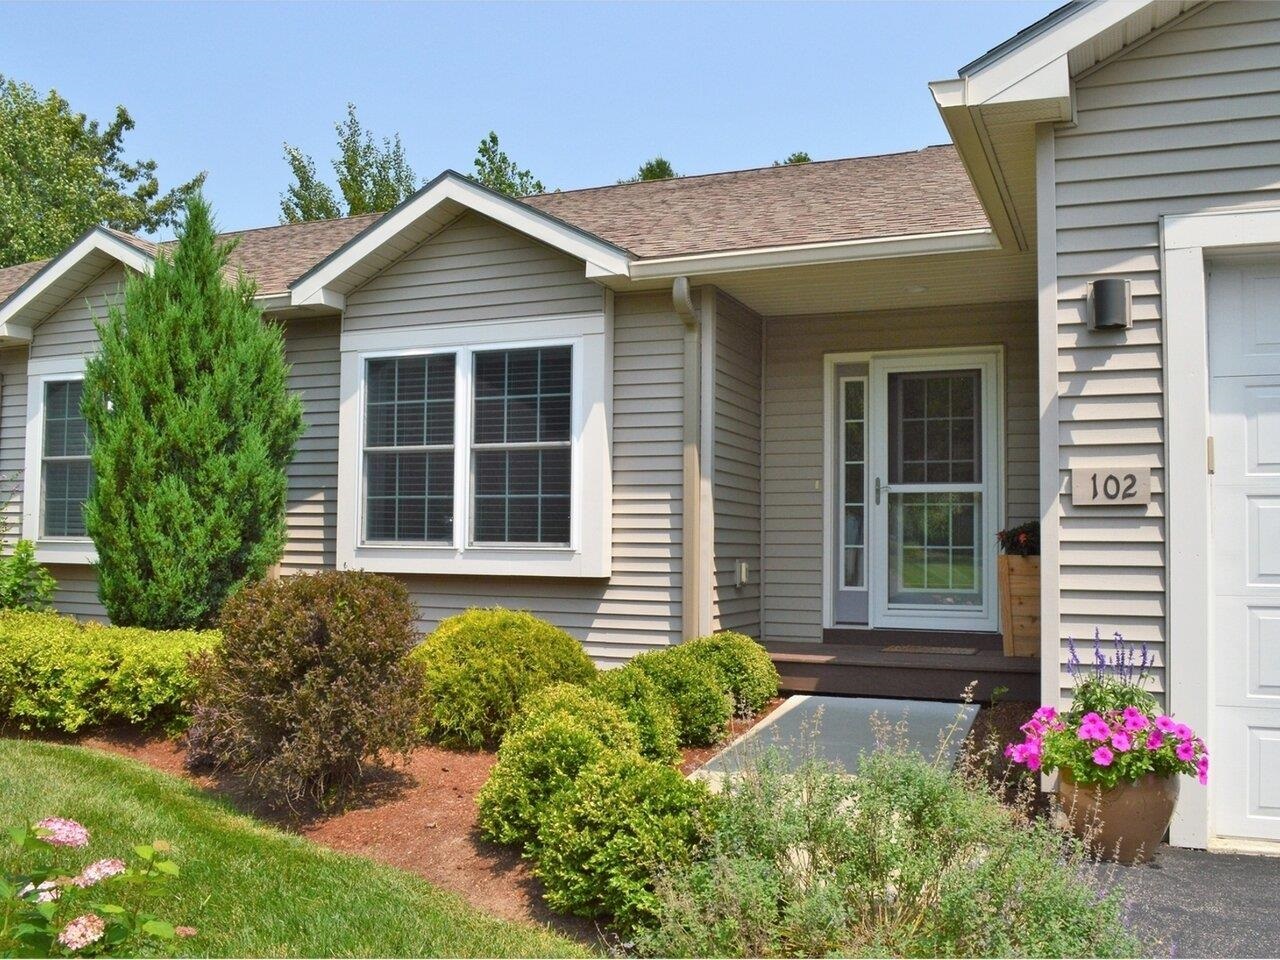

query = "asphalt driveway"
[1107,846,1280,957]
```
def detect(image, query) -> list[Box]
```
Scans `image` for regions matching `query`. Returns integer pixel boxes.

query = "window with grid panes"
[471,346,572,544]
[42,379,92,538]
[363,353,456,542]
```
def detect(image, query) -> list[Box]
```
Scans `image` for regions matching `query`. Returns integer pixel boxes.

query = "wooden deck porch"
[766,628,1039,703]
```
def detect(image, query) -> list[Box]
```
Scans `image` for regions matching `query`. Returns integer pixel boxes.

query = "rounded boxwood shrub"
[409,608,596,749]
[533,750,716,931]
[632,647,732,747]
[186,571,421,810]
[477,683,639,847]
[685,631,779,717]
[590,665,680,763]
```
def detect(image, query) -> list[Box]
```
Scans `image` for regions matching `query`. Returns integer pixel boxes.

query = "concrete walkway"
[1106,846,1280,957]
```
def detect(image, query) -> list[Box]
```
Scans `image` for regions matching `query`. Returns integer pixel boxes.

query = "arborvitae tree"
[83,195,304,628]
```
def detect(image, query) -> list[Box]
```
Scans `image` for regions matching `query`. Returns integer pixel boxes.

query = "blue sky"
[2,0,1058,237]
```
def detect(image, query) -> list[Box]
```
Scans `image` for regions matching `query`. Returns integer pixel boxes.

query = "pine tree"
[82,195,304,628]
[618,156,677,184]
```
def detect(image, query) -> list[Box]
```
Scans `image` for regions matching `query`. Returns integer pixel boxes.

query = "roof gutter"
[630,228,998,281]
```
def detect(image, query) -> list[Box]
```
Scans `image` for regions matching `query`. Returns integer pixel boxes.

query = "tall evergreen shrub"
[82,195,303,627]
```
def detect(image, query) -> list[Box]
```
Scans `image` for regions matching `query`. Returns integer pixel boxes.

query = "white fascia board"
[291,173,632,306]
[0,228,154,341]
[962,0,1145,104]
[627,229,999,281]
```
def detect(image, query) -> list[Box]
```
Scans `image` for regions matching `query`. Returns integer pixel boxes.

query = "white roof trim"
[0,228,155,342]
[956,0,1146,105]
[626,228,999,281]
[289,171,634,307]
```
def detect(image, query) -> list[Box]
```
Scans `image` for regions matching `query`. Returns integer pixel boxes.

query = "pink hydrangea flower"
[1093,746,1114,766]
[70,858,126,888]
[19,880,60,903]
[1111,731,1133,752]
[1155,715,1177,734]
[57,914,105,952]
[1146,730,1164,750]
[175,926,198,939]
[1176,740,1197,762]
[35,817,89,849]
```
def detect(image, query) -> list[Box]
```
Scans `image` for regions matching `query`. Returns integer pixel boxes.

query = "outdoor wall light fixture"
[1086,277,1132,331]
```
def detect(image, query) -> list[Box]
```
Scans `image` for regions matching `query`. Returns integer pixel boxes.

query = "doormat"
[882,644,977,655]
[692,695,979,783]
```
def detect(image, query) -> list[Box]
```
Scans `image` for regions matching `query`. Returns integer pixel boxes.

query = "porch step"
[766,639,1039,703]
[822,627,1004,652]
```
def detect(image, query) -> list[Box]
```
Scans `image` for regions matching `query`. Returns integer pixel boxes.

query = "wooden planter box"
[998,555,1040,658]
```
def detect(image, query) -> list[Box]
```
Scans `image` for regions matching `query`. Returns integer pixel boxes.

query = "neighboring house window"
[363,353,455,543]
[41,379,91,538]
[472,346,572,545]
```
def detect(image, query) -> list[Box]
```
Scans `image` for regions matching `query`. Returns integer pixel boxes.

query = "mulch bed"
[26,700,783,946]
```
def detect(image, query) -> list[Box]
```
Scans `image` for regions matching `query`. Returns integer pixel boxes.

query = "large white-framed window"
[336,313,611,577]
[23,357,96,564]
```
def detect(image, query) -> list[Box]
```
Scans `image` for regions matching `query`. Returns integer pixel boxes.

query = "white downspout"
[673,277,703,641]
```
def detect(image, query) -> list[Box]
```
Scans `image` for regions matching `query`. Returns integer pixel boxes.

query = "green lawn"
[0,739,589,958]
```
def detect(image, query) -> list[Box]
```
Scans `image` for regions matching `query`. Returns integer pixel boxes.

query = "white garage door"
[1209,256,1280,843]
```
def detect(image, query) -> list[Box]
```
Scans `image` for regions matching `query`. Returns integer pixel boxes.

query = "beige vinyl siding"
[0,345,28,544]
[29,267,122,362]
[761,301,1038,642]
[1050,0,1280,693]
[343,211,602,334]
[278,314,340,571]
[344,215,683,664]
[711,293,762,636]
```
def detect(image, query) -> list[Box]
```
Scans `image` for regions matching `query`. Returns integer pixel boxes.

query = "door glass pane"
[888,370,981,484]
[841,379,866,587]
[888,491,982,606]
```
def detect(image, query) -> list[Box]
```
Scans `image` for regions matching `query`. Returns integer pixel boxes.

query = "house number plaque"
[1071,467,1151,506]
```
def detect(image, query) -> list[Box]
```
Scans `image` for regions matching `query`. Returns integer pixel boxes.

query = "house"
[0,0,1277,851]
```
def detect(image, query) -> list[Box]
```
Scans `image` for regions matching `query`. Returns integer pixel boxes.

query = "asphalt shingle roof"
[0,145,987,305]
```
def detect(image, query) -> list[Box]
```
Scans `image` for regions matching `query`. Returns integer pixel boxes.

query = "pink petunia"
[1034,705,1059,724]
[1146,730,1164,750]
[1174,723,1194,742]
[1155,715,1177,734]
[1111,731,1133,752]
[34,817,89,849]
[1093,746,1115,766]
[1122,707,1150,733]
[1021,718,1045,737]
[1176,740,1197,762]
[1197,755,1210,786]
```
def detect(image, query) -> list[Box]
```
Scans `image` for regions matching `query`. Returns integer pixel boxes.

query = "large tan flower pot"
[998,554,1040,657]
[1058,769,1179,865]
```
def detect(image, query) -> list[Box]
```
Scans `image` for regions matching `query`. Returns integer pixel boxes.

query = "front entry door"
[868,353,1000,632]
[1208,256,1280,843]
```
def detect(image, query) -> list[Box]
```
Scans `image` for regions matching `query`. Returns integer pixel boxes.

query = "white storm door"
[1209,257,1280,843]
[869,352,1000,632]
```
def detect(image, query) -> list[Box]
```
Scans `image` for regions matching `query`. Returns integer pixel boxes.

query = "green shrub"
[534,751,716,931]
[0,611,215,732]
[410,608,596,749]
[632,647,732,747]
[0,541,56,612]
[477,684,639,848]
[685,631,779,717]
[186,571,421,810]
[590,665,680,763]
[633,748,1143,958]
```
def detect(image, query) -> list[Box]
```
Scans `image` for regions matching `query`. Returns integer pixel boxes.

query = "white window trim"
[337,312,612,578]
[1161,204,1280,850]
[23,355,96,564]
